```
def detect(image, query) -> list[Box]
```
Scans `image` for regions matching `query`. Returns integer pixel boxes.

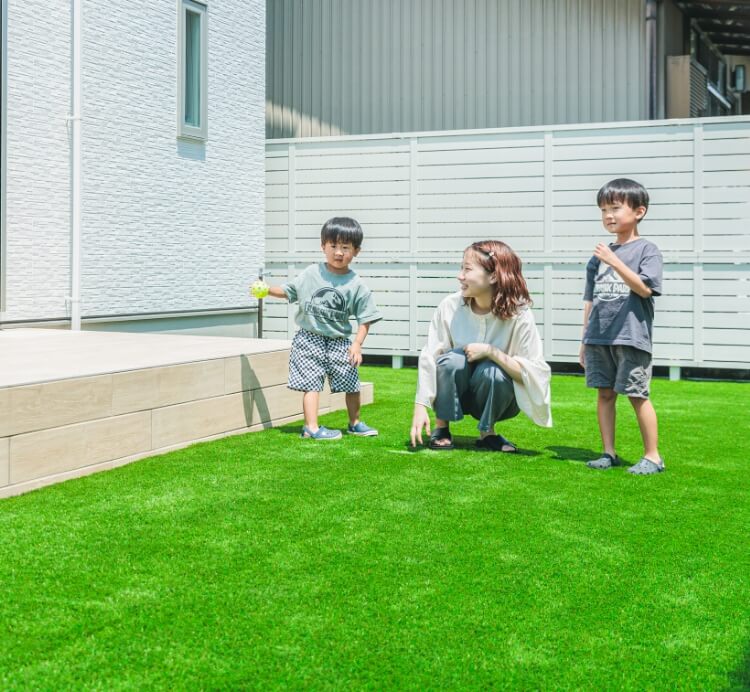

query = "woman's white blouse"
[415,292,552,427]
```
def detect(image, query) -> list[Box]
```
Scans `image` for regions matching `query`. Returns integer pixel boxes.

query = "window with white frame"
[178,0,207,140]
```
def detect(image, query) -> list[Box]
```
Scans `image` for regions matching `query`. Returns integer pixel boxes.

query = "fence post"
[288,143,296,255]
[543,132,554,360]
[285,144,296,339]
[543,131,553,254]
[692,124,704,367]
[407,136,419,361]
[543,264,553,361]
[693,124,703,254]
[693,263,704,365]
[286,263,295,340]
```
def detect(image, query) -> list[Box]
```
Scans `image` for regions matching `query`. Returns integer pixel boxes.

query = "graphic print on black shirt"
[593,265,630,303]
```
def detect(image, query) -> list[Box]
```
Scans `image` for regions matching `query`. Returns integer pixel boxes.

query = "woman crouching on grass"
[410,241,552,451]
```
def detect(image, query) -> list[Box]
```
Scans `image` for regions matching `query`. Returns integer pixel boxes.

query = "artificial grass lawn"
[1,367,749,690]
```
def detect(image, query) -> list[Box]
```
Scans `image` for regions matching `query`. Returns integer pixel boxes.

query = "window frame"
[177,0,208,141]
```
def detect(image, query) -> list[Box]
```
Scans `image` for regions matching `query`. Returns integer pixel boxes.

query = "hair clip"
[486,250,495,258]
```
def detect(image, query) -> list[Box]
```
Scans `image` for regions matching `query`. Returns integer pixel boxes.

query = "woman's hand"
[410,404,431,447]
[464,343,492,362]
[578,343,586,369]
[466,342,525,383]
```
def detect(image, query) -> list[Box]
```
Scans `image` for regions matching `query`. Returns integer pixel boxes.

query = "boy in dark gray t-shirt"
[580,179,665,475]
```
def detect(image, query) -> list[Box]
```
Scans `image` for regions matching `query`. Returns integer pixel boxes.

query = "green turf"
[1,367,749,690]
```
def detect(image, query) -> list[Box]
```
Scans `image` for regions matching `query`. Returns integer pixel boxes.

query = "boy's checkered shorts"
[288,329,360,393]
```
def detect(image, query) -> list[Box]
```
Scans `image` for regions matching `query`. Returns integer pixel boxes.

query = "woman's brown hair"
[464,240,532,320]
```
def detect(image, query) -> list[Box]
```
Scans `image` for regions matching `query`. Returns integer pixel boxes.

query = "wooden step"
[0,330,374,498]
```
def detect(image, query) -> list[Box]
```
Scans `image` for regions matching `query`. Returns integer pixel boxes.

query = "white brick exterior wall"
[3,0,265,321]
[4,0,72,319]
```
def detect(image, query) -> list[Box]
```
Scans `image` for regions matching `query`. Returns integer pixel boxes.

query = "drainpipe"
[68,0,82,330]
[646,0,658,120]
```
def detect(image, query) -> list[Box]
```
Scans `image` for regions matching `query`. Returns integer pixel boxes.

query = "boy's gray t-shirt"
[583,237,663,354]
[282,262,382,339]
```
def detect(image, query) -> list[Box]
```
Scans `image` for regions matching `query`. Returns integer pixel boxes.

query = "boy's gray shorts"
[288,329,360,393]
[584,344,653,399]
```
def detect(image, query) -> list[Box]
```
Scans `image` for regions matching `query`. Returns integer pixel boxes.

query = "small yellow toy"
[250,279,270,299]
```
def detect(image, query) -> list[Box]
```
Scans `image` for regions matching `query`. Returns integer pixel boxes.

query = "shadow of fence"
[240,355,272,429]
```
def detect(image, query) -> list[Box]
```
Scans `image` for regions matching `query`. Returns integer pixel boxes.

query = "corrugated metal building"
[266,0,679,138]
[266,0,750,138]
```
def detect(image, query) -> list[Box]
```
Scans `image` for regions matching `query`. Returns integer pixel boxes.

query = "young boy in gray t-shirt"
[254,217,382,440]
[580,178,665,475]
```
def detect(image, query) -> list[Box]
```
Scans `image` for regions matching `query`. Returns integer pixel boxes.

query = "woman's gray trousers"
[433,349,519,432]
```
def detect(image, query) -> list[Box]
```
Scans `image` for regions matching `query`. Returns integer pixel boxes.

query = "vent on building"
[667,55,708,118]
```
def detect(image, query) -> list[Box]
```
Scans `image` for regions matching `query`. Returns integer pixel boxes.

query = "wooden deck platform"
[0,329,373,498]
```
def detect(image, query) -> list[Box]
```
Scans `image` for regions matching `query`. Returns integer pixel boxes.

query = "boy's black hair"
[320,216,364,248]
[597,178,649,220]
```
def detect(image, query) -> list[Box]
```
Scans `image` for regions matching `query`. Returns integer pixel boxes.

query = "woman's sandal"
[429,427,454,450]
[475,434,517,453]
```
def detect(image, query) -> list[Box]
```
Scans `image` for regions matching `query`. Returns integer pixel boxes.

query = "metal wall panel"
[263,116,750,369]
[266,0,648,138]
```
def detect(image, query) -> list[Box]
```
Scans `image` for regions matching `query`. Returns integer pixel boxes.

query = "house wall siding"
[4,0,72,319]
[3,0,266,322]
[266,0,649,138]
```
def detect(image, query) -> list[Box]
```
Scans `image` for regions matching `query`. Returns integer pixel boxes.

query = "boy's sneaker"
[628,457,665,475]
[587,453,619,470]
[301,425,342,440]
[347,421,378,437]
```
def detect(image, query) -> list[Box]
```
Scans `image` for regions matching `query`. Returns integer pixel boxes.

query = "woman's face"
[457,250,495,299]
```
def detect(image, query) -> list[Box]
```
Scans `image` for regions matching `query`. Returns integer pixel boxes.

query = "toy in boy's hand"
[250,280,269,299]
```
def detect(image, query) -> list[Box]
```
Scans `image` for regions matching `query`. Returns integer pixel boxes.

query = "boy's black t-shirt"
[583,237,663,354]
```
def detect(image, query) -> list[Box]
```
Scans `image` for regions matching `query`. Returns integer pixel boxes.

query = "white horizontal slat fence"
[264,116,750,369]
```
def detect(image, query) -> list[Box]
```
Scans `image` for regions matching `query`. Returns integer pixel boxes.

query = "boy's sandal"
[475,434,517,453]
[301,425,342,440]
[428,427,454,450]
[347,421,378,437]
[627,457,665,475]
[587,453,619,470]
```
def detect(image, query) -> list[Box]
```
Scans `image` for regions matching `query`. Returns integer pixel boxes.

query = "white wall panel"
[4,0,72,319]
[4,0,266,322]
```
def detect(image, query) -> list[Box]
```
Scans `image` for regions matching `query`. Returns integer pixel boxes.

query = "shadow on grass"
[546,445,600,463]
[277,422,305,436]
[545,445,637,467]
[404,435,542,457]
[728,641,750,690]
